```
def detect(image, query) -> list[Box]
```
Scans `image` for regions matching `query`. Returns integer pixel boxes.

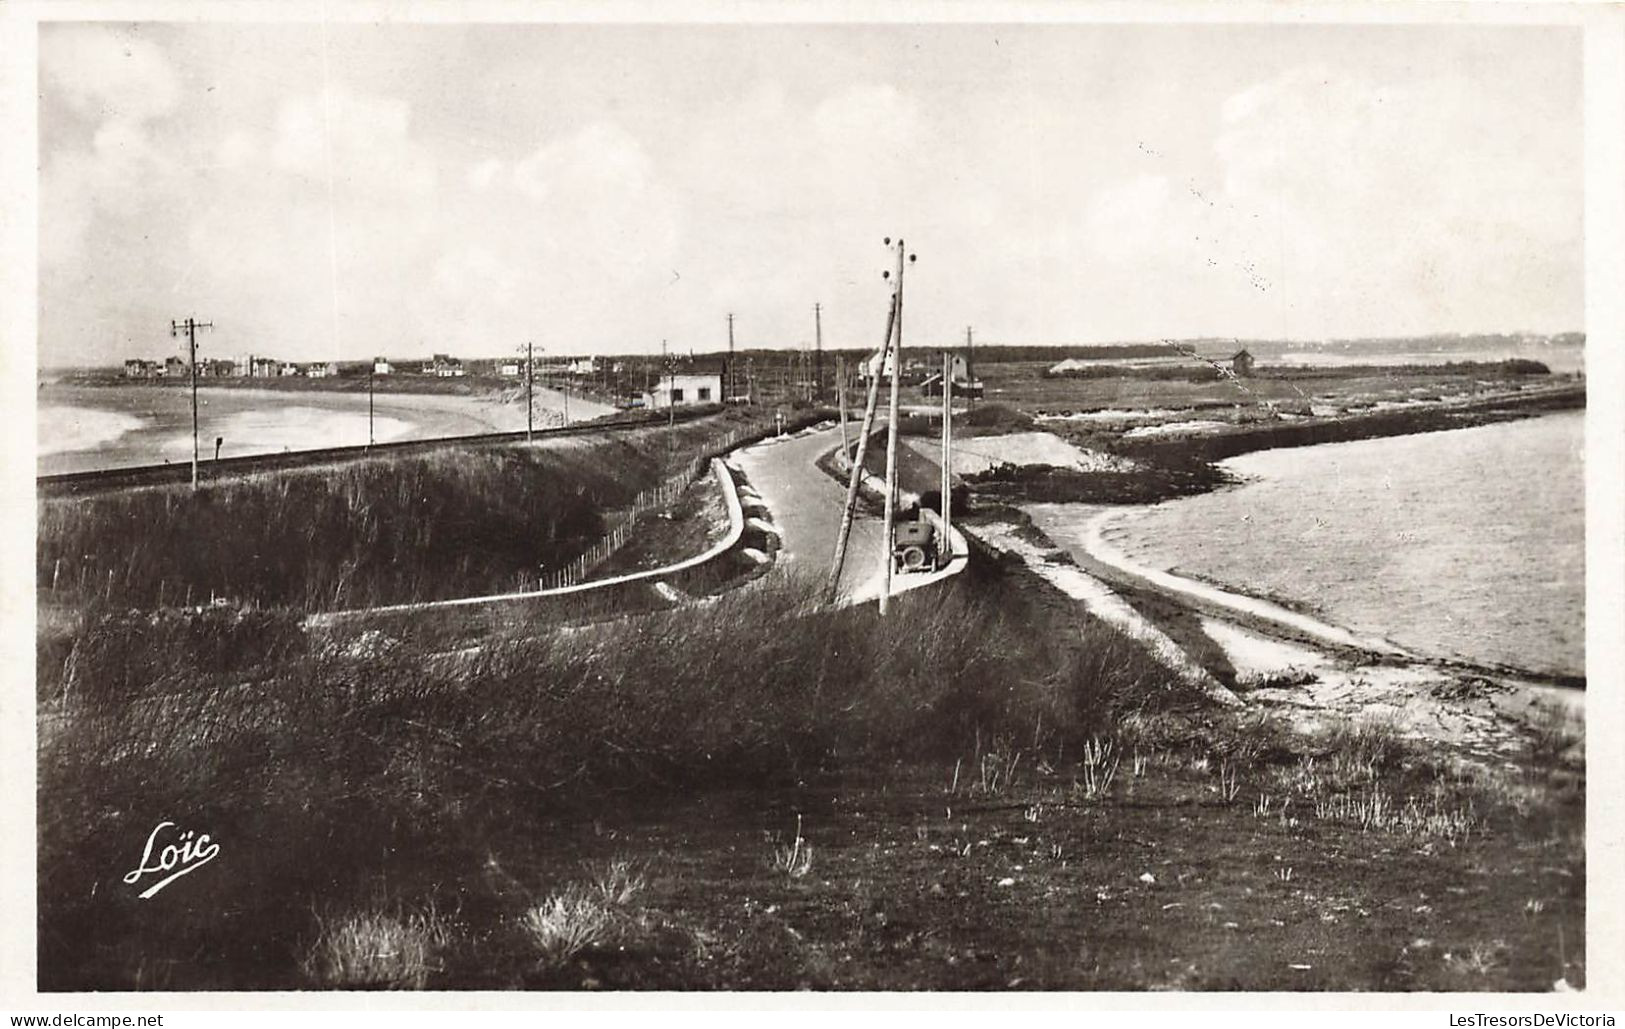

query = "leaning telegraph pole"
[726,313,736,403]
[837,355,849,455]
[171,316,213,490]
[825,291,895,605]
[879,238,913,616]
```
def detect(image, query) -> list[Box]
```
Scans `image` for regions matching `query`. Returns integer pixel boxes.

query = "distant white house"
[425,353,465,377]
[568,356,597,375]
[498,361,522,377]
[856,351,928,382]
[921,354,984,398]
[643,373,722,409]
[859,350,895,381]
[306,362,337,378]
[373,358,392,375]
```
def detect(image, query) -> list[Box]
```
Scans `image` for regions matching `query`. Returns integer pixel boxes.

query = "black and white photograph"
[5,0,1623,1007]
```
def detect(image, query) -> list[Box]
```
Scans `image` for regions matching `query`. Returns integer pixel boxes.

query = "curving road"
[732,424,887,603]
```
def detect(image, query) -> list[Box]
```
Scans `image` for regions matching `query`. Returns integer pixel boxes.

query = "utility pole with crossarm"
[171,317,213,491]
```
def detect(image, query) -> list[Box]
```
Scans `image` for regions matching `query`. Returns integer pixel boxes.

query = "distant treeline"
[1041,358,1551,382]
[1112,384,1584,467]
[1263,359,1551,378]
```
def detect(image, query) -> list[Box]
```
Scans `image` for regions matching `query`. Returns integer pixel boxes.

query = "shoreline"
[1110,379,1583,468]
[36,381,612,475]
[1024,400,1586,686]
[989,501,1583,760]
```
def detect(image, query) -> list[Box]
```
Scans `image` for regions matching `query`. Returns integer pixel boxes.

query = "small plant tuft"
[301,906,448,989]
[772,814,814,879]
[522,886,612,969]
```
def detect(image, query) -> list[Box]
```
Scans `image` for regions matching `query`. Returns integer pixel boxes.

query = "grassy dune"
[37,560,1584,990]
[37,413,764,613]
[37,564,1184,990]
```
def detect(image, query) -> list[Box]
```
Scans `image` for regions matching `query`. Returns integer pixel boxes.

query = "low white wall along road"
[308,456,746,625]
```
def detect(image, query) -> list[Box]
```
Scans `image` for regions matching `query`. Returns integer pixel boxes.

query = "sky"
[38,20,1584,367]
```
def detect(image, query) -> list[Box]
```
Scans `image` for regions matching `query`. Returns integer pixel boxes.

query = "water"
[36,405,144,457]
[1099,412,1584,678]
[36,383,607,474]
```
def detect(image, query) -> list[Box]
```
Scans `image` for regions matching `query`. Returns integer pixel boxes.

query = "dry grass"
[591,859,648,907]
[1073,737,1120,800]
[37,414,762,613]
[523,858,653,969]
[771,815,815,879]
[1528,699,1584,768]
[1312,788,1477,844]
[301,906,449,989]
[39,563,1182,989]
[522,888,613,969]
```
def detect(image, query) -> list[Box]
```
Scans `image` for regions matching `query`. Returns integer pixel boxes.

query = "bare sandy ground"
[963,519,1238,706]
[903,429,1135,476]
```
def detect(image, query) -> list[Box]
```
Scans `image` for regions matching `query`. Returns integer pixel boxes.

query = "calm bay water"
[1101,412,1584,677]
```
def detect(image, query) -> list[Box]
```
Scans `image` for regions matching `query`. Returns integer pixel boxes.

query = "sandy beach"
[37,383,612,474]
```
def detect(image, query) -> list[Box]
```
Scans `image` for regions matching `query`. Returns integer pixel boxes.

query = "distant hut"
[1230,348,1256,378]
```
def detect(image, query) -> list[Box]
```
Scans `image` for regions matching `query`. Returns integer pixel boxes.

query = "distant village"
[119,351,747,410]
[121,352,608,382]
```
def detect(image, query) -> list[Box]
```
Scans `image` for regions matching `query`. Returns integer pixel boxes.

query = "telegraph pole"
[727,313,736,403]
[879,238,913,616]
[941,350,952,556]
[368,359,375,449]
[837,355,849,455]
[826,292,895,605]
[966,325,976,408]
[662,338,674,448]
[525,342,535,441]
[814,303,824,402]
[171,316,213,491]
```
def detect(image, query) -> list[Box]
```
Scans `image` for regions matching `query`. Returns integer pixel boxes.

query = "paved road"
[733,425,886,603]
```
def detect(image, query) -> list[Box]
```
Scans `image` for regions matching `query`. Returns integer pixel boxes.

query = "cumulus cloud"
[40,26,183,271]
[1072,62,1580,339]
[269,87,437,197]
[38,25,1581,365]
[43,26,180,125]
